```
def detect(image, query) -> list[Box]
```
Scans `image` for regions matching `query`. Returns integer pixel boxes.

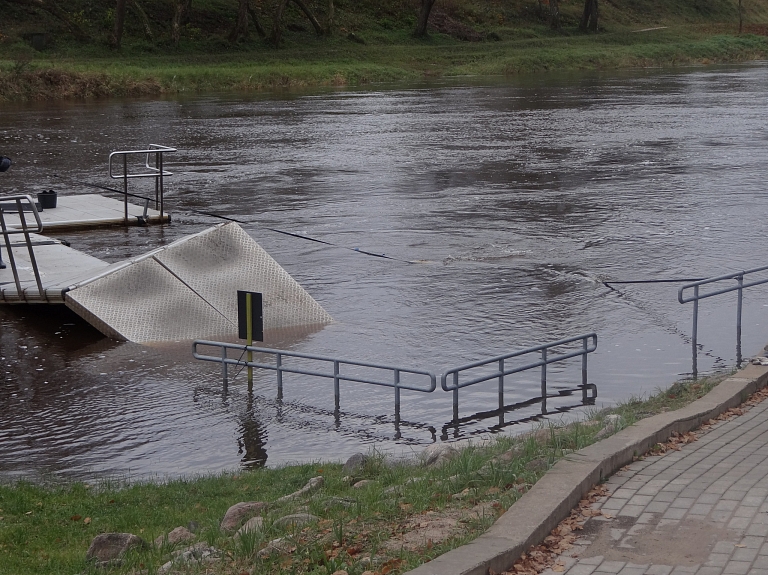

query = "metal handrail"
[678,265,768,376]
[442,333,598,423]
[192,340,437,424]
[0,195,45,301]
[108,144,176,223]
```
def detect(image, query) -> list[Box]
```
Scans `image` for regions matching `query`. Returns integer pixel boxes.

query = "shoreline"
[2,29,767,102]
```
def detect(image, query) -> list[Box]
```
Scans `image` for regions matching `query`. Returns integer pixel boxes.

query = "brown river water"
[1,64,768,481]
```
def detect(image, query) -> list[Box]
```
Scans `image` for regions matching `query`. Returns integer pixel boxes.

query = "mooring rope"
[53,177,415,264]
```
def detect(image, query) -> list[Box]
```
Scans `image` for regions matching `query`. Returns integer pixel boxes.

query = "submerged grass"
[0,371,731,575]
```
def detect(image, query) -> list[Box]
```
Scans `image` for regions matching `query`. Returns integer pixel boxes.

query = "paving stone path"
[545,397,768,575]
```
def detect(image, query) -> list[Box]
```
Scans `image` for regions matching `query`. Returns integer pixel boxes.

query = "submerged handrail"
[442,333,598,423]
[192,340,436,425]
[679,264,768,376]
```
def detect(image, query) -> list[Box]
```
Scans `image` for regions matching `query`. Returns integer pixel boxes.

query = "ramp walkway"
[1,221,332,342]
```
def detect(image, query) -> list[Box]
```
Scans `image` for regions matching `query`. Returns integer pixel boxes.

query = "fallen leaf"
[70,515,81,521]
[83,517,91,525]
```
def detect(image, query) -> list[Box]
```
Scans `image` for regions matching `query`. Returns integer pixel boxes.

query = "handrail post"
[582,337,588,403]
[452,372,459,424]
[692,285,699,379]
[498,358,504,425]
[221,345,228,390]
[158,150,164,218]
[276,353,283,400]
[394,369,401,430]
[15,199,44,301]
[737,274,744,367]
[0,208,22,297]
[540,348,548,414]
[123,154,128,225]
[155,151,160,211]
[333,360,340,414]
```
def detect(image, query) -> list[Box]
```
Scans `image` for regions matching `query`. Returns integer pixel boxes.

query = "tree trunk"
[111,0,127,48]
[414,0,437,37]
[229,0,249,42]
[130,0,153,40]
[549,0,560,29]
[271,0,289,47]
[290,0,323,35]
[579,0,598,32]
[171,0,191,45]
[326,0,333,34]
[739,0,743,33]
[246,3,266,37]
[3,0,90,41]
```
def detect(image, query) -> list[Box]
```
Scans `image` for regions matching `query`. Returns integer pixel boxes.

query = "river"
[1,63,768,480]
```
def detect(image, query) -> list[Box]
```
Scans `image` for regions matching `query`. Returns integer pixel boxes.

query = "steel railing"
[108,144,175,223]
[0,195,45,301]
[679,265,768,376]
[192,340,437,424]
[193,334,598,429]
[442,333,598,423]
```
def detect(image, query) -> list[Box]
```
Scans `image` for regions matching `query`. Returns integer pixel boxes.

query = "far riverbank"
[2,26,767,102]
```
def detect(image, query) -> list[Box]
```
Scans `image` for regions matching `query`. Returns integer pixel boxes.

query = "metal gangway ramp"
[1,219,332,342]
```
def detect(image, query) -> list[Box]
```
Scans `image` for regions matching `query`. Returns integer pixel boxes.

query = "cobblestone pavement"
[544,397,768,575]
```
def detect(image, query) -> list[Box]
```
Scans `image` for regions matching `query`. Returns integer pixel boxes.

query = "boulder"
[154,526,196,548]
[275,476,324,503]
[420,443,459,467]
[220,501,268,532]
[274,513,319,528]
[525,457,549,473]
[235,516,263,539]
[342,452,369,475]
[324,496,356,509]
[258,537,294,558]
[158,542,220,574]
[352,479,376,489]
[86,532,147,565]
[595,414,622,439]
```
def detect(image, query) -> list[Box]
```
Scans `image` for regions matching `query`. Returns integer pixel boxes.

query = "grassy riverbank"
[0,373,728,575]
[1,0,768,101]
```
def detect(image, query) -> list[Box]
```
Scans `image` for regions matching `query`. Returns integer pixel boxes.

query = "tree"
[550,0,560,29]
[739,0,743,33]
[171,0,192,45]
[229,0,250,42]
[3,0,90,41]
[111,0,127,49]
[414,0,437,37]
[270,0,325,47]
[580,0,598,32]
[131,0,154,41]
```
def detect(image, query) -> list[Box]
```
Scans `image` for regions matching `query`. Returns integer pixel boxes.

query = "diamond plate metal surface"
[64,223,331,342]
[66,257,235,342]
[154,223,332,330]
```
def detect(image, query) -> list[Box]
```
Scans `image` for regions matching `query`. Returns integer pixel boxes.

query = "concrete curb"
[404,363,768,575]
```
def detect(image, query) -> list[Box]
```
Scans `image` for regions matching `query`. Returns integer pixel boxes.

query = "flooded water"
[2,63,768,480]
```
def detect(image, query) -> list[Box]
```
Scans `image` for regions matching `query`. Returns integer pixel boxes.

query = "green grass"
[0,371,733,575]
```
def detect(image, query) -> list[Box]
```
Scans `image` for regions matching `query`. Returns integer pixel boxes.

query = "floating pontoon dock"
[0,214,332,342]
[0,143,332,342]
[0,193,170,231]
